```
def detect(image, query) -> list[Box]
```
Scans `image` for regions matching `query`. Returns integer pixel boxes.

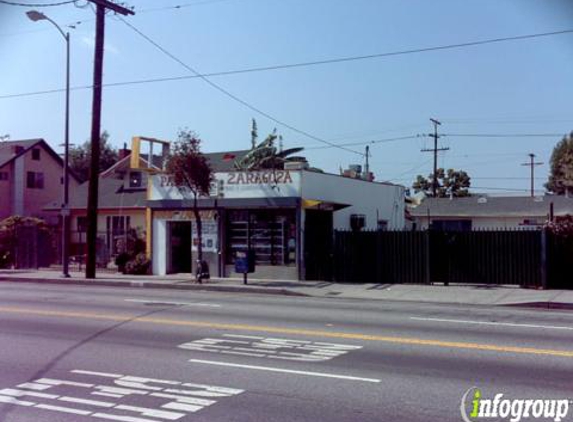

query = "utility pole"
[421,118,449,197]
[364,145,370,180]
[521,153,543,198]
[85,0,134,279]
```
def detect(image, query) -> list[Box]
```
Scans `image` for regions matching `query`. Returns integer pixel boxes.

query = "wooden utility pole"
[521,153,543,198]
[421,118,449,197]
[85,0,134,279]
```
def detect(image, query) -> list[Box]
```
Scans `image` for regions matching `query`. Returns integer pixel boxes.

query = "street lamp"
[27,10,71,278]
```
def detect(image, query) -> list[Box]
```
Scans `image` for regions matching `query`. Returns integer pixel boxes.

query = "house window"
[129,171,142,188]
[32,148,41,160]
[0,172,8,181]
[77,216,88,233]
[26,171,44,189]
[106,216,131,255]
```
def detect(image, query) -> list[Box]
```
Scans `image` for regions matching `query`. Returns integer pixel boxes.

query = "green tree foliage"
[69,131,119,183]
[165,130,214,280]
[413,168,471,198]
[235,123,305,171]
[546,132,573,195]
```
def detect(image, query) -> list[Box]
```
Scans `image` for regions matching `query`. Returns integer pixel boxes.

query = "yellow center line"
[1,306,572,358]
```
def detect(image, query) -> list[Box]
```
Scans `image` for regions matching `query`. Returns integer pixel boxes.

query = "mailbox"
[235,250,255,274]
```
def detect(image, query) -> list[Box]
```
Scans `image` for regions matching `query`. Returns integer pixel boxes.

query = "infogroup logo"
[461,387,571,422]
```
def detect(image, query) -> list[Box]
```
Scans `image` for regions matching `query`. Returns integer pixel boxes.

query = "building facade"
[0,139,80,223]
[44,152,148,263]
[147,169,405,280]
[410,196,573,231]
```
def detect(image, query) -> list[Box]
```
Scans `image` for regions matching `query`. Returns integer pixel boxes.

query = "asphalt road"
[0,282,572,422]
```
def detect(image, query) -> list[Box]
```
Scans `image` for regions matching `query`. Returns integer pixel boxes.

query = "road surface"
[0,282,572,421]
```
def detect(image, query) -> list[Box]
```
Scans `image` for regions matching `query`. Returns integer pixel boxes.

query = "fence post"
[425,230,431,284]
[540,228,548,289]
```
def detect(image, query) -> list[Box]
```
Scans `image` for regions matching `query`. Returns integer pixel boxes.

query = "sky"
[1,0,572,195]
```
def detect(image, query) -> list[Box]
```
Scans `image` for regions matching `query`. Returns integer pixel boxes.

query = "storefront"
[147,169,405,280]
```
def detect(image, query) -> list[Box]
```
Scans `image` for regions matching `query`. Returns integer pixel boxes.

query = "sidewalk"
[1,269,573,309]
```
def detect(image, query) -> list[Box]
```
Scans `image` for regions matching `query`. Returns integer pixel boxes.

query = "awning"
[302,199,350,211]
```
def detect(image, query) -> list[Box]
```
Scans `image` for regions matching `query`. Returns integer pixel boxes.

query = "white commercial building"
[147,169,405,280]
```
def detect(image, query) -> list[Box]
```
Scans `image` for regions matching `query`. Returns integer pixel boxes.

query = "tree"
[235,123,305,171]
[546,132,573,195]
[69,131,118,182]
[165,130,214,282]
[413,168,471,198]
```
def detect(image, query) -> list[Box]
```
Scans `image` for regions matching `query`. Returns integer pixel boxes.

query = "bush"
[124,253,151,275]
[546,215,573,237]
[0,249,11,269]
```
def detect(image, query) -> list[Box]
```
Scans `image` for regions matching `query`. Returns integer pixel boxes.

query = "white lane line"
[0,395,35,406]
[188,359,381,383]
[35,403,92,415]
[124,299,221,308]
[58,396,115,408]
[410,316,573,331]
[223,334,264,340]
[72,370,123,378]
[92,412,158,422]
[92,392,123,398]
[221,351,266,358]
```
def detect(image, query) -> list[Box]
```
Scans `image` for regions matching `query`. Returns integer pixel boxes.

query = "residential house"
[0,139,81,223]
[410,195,573,231]
[43,148,252,262]
[44,149,148,261]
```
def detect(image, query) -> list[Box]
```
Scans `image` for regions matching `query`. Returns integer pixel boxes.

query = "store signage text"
[227,170,293,185]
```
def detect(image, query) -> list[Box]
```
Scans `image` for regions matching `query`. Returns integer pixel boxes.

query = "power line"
[471,186,532,192]
[3,27,573,100]
[135,0,238,13]
[0,0,75,5]
[385,159,433,182]
[443,133,564,138]
[305,135,421,150]
[119,18,364,156]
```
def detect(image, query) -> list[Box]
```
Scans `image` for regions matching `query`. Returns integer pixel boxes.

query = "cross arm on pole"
[87,0,134,15]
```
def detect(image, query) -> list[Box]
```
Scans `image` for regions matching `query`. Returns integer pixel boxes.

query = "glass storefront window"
[226,209,296,266]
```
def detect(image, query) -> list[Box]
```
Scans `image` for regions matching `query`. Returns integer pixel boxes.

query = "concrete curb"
[0,277,310,297]
[502,302,573,311]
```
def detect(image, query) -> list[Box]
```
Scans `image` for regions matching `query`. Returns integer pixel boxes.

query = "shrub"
[124,253,151,275]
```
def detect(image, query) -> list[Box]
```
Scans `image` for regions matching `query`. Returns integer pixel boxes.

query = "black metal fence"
[0,227,117,272]
[331,229,572,289]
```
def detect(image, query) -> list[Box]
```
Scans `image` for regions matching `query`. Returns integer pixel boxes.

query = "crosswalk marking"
[179,334,362,362]
[0,370,244,421]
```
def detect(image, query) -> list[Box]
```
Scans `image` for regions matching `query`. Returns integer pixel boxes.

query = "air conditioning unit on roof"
[284,161,309,170]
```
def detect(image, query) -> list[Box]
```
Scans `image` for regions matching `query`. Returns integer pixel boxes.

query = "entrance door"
[169,221,192,273]
[304,210,333,281]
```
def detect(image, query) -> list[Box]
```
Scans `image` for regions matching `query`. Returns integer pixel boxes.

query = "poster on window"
[191,221,218,252]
